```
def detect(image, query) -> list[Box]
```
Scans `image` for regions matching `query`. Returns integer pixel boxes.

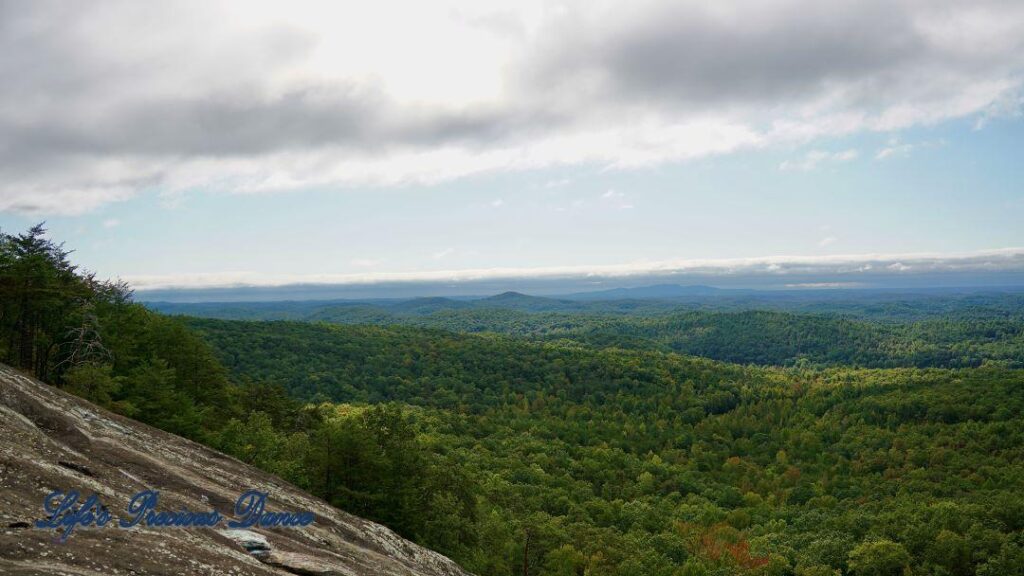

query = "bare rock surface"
[0,364,473,576]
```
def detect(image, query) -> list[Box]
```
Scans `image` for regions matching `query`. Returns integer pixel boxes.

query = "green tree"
[977,541,1024,576]
[848,540,911,576]
[62,363,123,408]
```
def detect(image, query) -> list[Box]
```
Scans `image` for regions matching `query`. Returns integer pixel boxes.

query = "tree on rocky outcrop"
[0,224,125,382]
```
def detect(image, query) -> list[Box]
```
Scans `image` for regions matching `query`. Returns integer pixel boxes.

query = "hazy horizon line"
[124,246,1024,301]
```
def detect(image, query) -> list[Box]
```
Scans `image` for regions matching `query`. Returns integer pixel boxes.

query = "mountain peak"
[487,291,532,299]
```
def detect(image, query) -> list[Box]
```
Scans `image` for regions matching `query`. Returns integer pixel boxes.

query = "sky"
[1,0,1023,295]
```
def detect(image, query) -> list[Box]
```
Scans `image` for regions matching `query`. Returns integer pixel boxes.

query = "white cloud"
[0,186,138,216]
[432,248,455,260]
[975,91,1024,129]
[490,198,504,207]
[124,246,1024,290]
[600,188,634,209]
[818,236,837,247]
[784,282,866,289]
[875,138,915,160]
[102,218,120,228]
[543,178,572,188]
[1,0,1022,214]
[780,149,859,172]
[874,138,945,160]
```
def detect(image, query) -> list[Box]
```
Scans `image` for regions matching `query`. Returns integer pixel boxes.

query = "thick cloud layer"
[1,0,1022,214]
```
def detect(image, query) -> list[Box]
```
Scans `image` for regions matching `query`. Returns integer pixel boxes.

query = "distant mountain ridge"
[475,291,587,311]
[563,284,734,300]
[146,286,1024,324]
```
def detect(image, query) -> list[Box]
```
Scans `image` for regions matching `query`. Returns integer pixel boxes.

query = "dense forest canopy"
[187,318,1024,574]
[154,295,1024,369]
[4,225,1024,576]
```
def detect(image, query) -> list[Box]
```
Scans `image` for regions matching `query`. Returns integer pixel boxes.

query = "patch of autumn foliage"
[677,521,771,573]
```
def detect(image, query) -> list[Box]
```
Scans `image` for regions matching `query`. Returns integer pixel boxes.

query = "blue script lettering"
[39,488,310,538]
[120,490,222,529]
[228,490,315,528]
[35,490,110,542]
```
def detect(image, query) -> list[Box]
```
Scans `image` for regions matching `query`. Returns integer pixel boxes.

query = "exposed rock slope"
[0,364,473,576]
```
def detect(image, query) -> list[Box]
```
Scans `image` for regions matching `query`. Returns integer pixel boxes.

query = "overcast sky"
[1,0,1023,292]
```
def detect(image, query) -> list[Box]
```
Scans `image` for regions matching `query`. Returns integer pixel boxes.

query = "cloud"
[818,236,837,247]
[102,218,120,228]
[0,185,139,216]
[874,137,945,160]
[875,138,916,160]
[974,90,1024,129]
[601,188,633,209]
[530,1,922,106]
[784,282,866,289]
[121,246,1024,290]
[1,0,1022,214]
[432,248,455,260]
[780,149,859,171]
[543,178,572,188]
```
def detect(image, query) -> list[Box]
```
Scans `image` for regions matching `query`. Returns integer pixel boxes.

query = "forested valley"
[153,294,1024,369]
[4,225,1024,576]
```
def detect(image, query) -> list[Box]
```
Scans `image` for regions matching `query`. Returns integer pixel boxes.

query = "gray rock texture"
[0,364,473,576]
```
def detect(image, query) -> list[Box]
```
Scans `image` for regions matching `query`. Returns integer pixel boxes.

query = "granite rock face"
[0,364,474,576]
